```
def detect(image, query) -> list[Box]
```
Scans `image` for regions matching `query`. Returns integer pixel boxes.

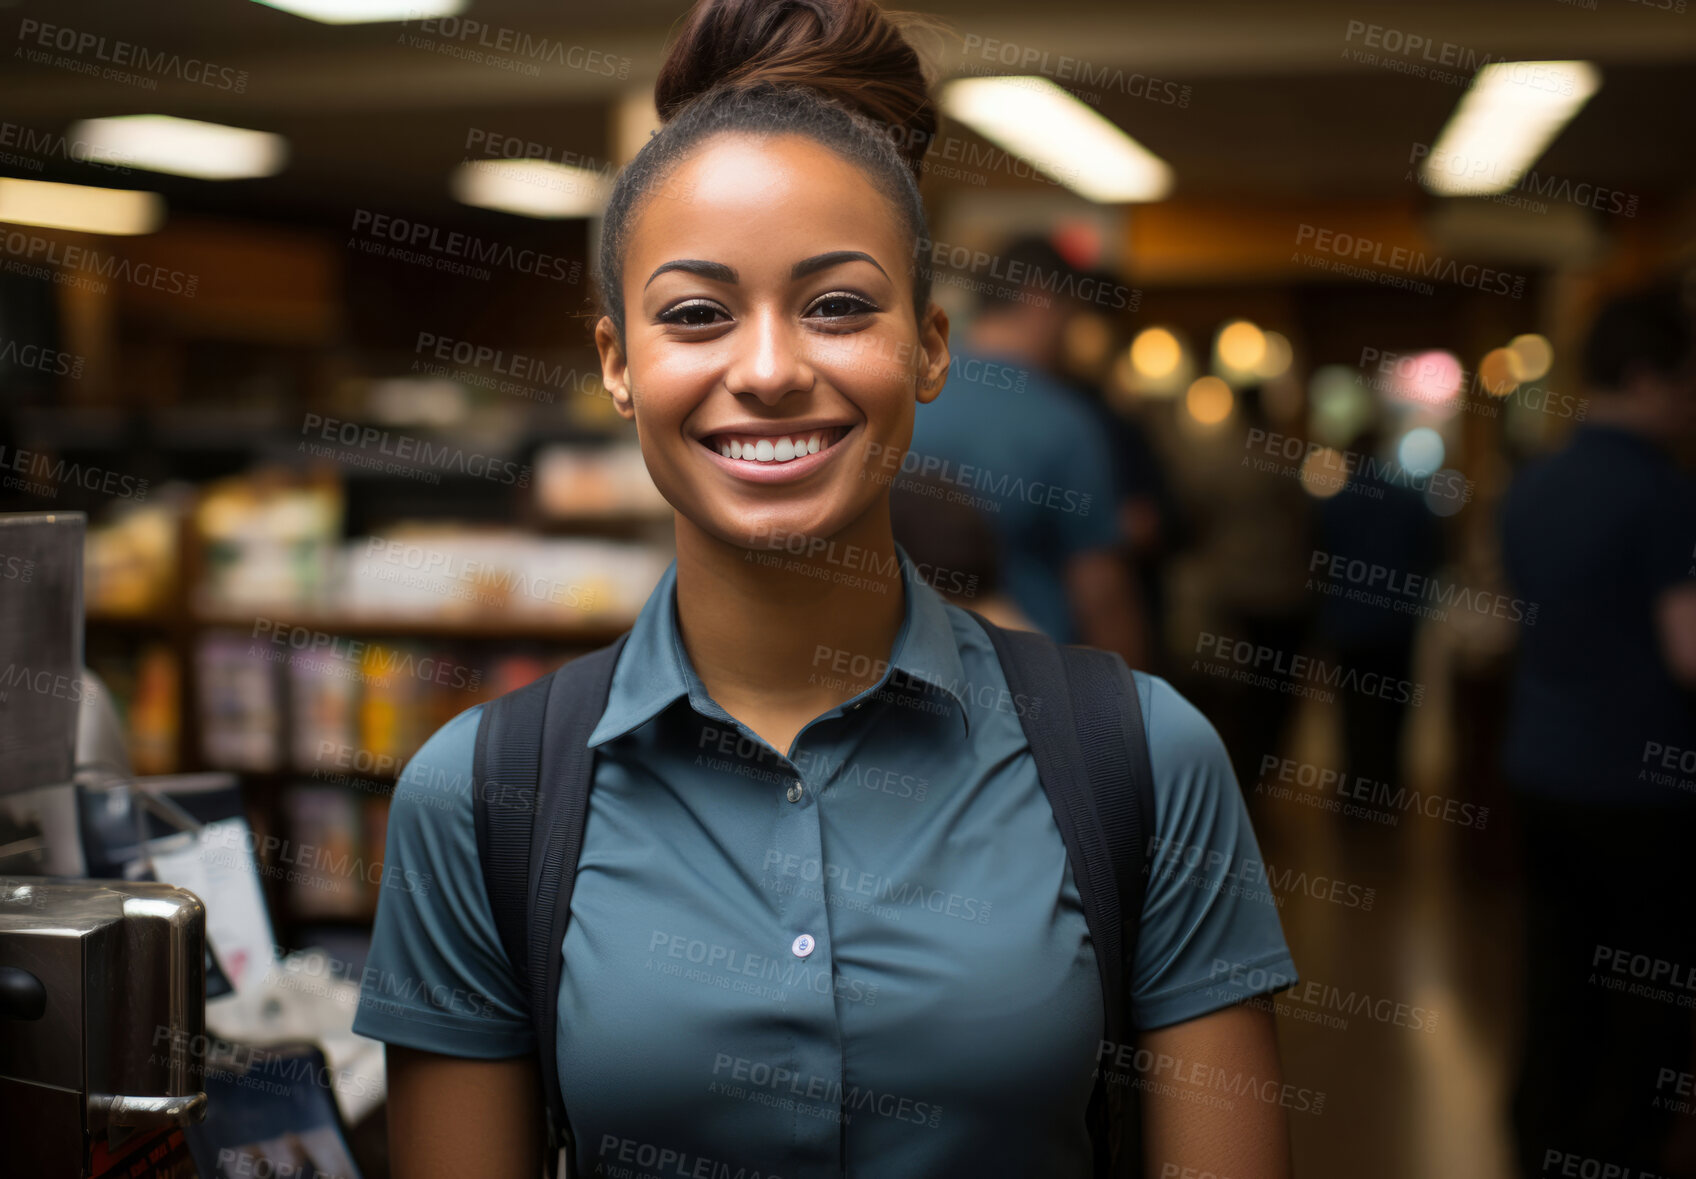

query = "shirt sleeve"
[351,703,536,1058]
[1128,673,1299,1030]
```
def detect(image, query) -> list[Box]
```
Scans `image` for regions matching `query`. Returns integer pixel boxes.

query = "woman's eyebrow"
[645,258,737,289]
[792,250,887,280]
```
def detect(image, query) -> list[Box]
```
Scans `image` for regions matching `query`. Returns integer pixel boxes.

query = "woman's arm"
[386,1044,546,1178]
[1139,1001,1294,1179]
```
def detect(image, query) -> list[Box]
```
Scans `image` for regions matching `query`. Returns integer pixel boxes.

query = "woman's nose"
[724,309,814,405]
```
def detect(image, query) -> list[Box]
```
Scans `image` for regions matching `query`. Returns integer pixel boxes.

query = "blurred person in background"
[888,471,1036,630]
[909,233,1146,668]
[1499,283,1696,1179]
[1058,268,1191,677]
[1311,425,1442,832]
[1189,384,1316,789]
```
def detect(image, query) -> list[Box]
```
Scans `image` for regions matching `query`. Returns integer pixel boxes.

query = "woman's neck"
[672,506,906,725]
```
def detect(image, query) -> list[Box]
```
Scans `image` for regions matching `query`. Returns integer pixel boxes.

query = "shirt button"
[792,933,815,958]
[786,781,804,803]
[852,700,864,709]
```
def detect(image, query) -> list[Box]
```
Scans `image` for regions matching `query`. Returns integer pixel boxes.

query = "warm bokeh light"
[1216,320,1267,371]
[1063,312,1114,376]
[1131,327,1183,379]
[1185,376,1234,425]
[1299,448,1348,498]
[1508,333,1553,382]
[1479,348,1521,396]
[0,178,163,234]
[1252,330,1293,380]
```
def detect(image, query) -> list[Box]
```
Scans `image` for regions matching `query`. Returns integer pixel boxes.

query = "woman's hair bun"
[654,0,938,181]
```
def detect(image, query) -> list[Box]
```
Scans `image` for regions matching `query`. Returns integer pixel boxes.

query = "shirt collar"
[586,540,972,748]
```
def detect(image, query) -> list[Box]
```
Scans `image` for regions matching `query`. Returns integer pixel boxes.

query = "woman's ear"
[594,315,636,420]
[915,301,951,404]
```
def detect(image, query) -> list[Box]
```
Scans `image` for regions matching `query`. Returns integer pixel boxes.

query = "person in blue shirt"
[908,234,1146,666]
[354,2,1299,1175]
[1499,284,1696,1178]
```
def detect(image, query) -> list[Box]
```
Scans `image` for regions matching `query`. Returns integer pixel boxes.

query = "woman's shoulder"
[388,701,488,820]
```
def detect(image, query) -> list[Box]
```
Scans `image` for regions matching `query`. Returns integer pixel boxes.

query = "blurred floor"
[1249,627,1523,1179]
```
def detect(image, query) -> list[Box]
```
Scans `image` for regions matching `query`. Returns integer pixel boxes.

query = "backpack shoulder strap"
[473,631,631,1175]
[960,609,1155,1177]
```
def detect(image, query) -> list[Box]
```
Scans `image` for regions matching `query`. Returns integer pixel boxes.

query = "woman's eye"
[806,292,878,320]
[659,300,728,327]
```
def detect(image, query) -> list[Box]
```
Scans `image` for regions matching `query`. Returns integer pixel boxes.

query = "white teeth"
[711,428,840,463]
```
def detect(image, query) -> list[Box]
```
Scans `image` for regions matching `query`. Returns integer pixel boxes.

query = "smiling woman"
[352,1,1299,1177]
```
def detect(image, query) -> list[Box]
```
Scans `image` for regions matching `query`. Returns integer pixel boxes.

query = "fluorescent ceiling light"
[0,178,163,234]
[940,76,1173,203]
[450,160,611,219]
[69,115,287,181]
[250,0,463,23]
[1420,61,1600,196]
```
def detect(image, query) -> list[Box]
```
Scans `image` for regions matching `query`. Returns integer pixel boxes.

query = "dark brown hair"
[596,0,940,342]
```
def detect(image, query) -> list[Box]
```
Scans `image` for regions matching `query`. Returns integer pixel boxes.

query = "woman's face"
[596,132,951,552]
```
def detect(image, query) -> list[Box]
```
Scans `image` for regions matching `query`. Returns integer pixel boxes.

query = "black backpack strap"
[473,632,631,1177]
[962,609,1155,1178]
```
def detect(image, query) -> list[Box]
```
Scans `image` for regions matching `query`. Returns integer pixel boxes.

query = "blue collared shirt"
[353,543,1297,1177]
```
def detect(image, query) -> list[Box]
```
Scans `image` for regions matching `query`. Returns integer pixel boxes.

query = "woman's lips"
[695,424,854,483]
